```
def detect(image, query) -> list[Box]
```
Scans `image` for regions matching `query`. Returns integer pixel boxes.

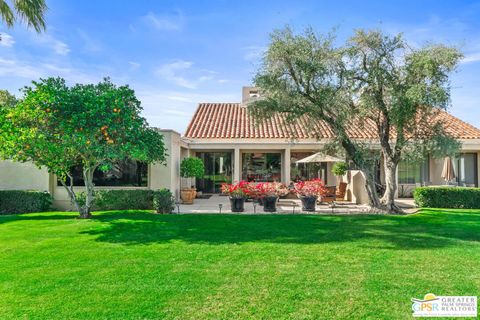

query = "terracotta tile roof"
[184,103,480,140]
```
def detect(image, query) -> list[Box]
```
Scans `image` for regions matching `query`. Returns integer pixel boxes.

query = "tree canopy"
[250,27,462,212]
[0,77,166,217]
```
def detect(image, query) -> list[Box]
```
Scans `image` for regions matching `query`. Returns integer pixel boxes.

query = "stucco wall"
[0,160,50,191]
[150,130,183,200]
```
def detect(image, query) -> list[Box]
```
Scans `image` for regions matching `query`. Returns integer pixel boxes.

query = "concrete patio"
[176,194,417,214]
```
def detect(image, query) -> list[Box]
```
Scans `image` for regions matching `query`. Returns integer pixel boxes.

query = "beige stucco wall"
[0,160,50,191]
[150,130,184,200]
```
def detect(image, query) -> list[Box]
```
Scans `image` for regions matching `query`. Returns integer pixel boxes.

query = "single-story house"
[1,87,480,209]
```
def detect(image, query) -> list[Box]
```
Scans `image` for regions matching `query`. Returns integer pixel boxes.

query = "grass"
[0,209,479,319]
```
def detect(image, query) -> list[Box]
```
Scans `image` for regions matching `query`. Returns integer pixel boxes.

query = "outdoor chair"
[320,186,337,204]
[336,182,347,201]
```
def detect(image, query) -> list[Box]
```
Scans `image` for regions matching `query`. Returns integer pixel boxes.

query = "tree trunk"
[81,166,96,219]
[341,139,383,211]
[360,165,382,211]
[381,158,402,213]
[59,174,85,217]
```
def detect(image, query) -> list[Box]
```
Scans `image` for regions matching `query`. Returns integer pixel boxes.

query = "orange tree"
[0,77,166,218]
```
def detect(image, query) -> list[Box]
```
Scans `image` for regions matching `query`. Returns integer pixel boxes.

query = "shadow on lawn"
[76,210,480,249]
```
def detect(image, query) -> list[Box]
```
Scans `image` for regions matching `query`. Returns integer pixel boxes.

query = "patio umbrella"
[441,157,456,183]
[295,153,344,164]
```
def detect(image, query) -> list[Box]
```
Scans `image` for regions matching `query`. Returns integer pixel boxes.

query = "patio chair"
[320,186,336,204]
[336,182,347,201]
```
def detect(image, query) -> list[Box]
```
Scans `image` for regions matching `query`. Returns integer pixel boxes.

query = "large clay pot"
[181,188,195,204]
[300,195,317,212]
[263,195,278,212]
[229,197,245,212]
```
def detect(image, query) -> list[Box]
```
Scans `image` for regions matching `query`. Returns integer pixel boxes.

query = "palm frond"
[0,0,15,28]
[13,0,47,32]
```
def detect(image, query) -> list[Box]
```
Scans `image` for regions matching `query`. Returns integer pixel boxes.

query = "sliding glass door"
[454,153,478,187]
[195,152,232,193]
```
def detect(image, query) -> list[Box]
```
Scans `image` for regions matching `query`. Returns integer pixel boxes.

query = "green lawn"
[0,209,479,319]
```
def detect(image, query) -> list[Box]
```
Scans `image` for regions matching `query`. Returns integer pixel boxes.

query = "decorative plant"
[255,182,289,197]
[221,181,251,198]
[294,179,326,197]
[153,188,175,214]
[180,157,205,188]
[0,77,166,218]
[332,162,349,177]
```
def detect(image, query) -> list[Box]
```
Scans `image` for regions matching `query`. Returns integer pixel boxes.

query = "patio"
[176,194,417,214]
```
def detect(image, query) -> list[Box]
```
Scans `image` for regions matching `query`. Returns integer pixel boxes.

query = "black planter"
[229,197,245,212]
[257,197,264,206]
[300,195,317,212]
[263,195,278,212]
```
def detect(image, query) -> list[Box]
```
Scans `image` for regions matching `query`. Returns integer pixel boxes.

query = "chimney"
[242,86,261,104]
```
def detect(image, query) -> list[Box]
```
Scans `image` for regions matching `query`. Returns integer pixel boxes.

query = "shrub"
[153,188,175,214]
[0,190,52,214]
[413,187,480,209]
[180,157,205,179]
[78,189,154,211]
[331,162,349,176]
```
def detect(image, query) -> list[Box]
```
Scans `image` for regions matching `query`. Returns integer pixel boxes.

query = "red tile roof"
[184,103,480,140]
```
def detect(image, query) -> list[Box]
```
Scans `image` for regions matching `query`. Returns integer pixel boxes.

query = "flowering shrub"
[221,181,251,198]
[255,182,290,197]
[294,179,325,197]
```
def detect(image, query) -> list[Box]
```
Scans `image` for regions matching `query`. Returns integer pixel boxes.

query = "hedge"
[78,189,155,211]
[0,190,52,214]
[413,187,480,209]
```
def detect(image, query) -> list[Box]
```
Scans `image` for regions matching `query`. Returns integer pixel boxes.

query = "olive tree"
[250,27,384,209]
[347,30,461,212]
[250,27,461,212]
[0,77,166,218]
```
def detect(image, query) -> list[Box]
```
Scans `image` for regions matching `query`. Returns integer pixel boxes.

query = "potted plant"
[294,179,325,212]
[180,157,205,204]
[256,182,289,212]
[221,181,250,212]
[332,161,348,182]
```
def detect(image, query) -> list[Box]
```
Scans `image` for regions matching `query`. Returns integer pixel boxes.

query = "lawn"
[0,209,479,319]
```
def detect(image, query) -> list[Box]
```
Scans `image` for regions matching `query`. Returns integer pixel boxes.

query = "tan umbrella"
[441,157,456,183]
[296,153,344,164]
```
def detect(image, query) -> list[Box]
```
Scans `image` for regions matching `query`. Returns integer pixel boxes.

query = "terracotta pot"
[180,188,195,204]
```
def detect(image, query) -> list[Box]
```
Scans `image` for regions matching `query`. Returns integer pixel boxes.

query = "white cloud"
[143,11,183,31]
[129,61,141,70]
[0,56,102,84]
[76,29,102,52]
[0,33,15,47]
[0,57,42,78]
[462,52,480,64]
[136,89,238,131]
[35,34,70,55]
[156,60,217,89]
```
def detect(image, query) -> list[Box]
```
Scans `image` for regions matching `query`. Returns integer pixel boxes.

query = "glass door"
[196,152,233,193]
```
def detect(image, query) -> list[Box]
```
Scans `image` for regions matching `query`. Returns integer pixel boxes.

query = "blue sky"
[1,0,480,133]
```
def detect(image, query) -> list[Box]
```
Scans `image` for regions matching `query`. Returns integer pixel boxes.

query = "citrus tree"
[0,77,166,218]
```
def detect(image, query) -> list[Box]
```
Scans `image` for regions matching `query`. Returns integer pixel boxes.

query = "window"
[58,159,148,187]
[398,160,428,184]
[454,153,478,187]
[195,152,232,193]
[242,153,281,182]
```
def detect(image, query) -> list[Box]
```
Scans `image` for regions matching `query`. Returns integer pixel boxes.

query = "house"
[1,87,480,209]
